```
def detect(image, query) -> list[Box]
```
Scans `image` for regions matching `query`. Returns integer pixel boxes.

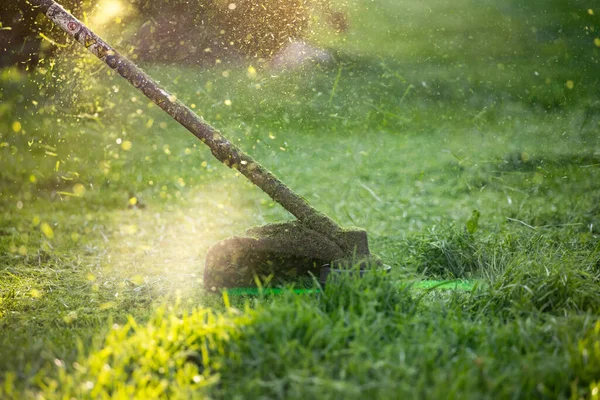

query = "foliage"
[37,305,248,398]
[22,269,600,399]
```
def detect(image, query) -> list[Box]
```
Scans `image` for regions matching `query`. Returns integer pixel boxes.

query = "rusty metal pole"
[30,0,353,248]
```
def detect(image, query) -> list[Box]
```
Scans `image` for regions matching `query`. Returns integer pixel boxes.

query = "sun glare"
[93,0,125,26]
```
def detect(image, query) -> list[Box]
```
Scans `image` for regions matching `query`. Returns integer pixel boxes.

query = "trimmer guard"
[204,222,379,289]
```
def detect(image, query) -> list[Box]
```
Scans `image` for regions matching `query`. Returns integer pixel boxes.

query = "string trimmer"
[31,0,382,290]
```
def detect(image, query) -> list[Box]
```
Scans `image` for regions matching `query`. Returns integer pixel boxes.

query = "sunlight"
[105,182,254,299]
[92,0,125,26]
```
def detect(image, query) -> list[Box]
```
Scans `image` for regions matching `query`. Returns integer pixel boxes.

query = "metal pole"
[30,0,347,245]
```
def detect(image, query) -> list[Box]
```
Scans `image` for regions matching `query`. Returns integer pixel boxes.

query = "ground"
[0,0,599,398]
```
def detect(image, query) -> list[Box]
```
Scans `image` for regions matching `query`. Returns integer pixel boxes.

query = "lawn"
[1,0,600,398]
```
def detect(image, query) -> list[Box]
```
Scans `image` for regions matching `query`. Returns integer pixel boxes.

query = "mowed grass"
[1,0,600,398]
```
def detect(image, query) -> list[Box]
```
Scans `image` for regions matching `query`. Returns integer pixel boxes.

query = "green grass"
[1,0,600,398]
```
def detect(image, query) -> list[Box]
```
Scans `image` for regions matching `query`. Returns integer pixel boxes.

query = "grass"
[1,0,600,397]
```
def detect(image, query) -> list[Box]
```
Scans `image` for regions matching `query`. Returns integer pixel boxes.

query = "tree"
[0,0,347,69]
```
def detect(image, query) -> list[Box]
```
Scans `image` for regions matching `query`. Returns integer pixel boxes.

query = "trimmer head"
[204,221,381,290]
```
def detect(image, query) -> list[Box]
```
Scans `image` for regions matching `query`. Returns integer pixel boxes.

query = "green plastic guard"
[224,280,480,296]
